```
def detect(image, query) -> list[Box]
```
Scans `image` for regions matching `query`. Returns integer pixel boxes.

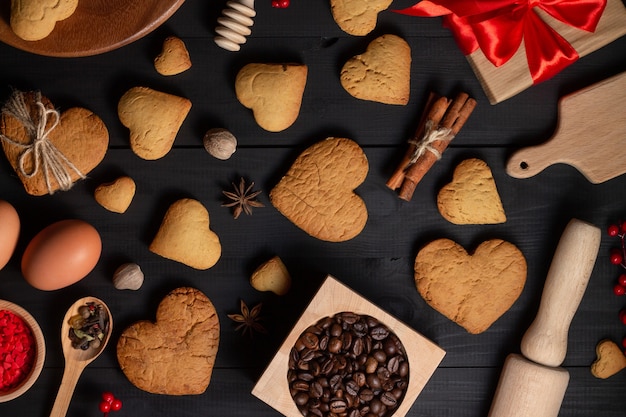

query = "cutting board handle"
[520,219,601,367]
[506,146,558,179]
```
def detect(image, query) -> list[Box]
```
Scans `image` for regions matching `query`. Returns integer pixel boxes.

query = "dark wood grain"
[0,0,625,416]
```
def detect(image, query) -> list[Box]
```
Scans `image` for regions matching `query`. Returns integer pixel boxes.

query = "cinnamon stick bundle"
[386,92,477,201]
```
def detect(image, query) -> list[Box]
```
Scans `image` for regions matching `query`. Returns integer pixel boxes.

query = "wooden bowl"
[252,275,446,417]
[0,300,46,402]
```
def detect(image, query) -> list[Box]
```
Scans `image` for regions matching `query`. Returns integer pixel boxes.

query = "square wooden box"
[252,276,446,417]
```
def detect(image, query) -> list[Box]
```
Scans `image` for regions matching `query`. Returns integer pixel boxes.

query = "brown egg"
[21,219,102,290]
[0,200,20,270]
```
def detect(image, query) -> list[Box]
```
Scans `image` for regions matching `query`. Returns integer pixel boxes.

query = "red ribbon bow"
[395,0,606,84]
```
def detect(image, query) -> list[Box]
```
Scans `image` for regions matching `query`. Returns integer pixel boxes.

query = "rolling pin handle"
[520,219,601,367]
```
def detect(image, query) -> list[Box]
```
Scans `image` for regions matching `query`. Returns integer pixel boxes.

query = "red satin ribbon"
[395,0,607,83]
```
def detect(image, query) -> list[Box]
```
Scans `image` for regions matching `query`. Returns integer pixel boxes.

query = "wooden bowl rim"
[0,299,46,402]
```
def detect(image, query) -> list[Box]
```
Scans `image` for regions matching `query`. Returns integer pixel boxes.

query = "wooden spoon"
[49,297,113,417]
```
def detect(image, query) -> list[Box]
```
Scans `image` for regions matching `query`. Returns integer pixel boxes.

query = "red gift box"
[397,0,626,104]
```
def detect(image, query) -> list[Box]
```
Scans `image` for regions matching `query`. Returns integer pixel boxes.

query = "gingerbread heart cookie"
[437,158,506,224]
[414,238,527,334]
[118,86,192,160]
[117,287,220,395]
[154,36,192,76]
[149,198,221,270]
[591,339,626,379]
[94,176,136,213]
[0,90,108,196]
[10,0,79,41]
[270,137,368,242]
[330,0,393,36]
[340,34,411,105]
[235,63,308,132]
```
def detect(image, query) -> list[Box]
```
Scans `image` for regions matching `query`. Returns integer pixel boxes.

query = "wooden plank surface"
[1,0,625,416]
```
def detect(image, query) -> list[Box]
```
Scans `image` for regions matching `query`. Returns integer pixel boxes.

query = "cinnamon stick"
[397,92,477,201]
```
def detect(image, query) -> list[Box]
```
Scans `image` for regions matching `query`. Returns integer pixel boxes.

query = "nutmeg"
[203,128,237,160]
[113,263,144,290]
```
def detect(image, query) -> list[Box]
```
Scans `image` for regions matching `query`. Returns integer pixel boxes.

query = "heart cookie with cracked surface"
[330,0,393,36]
[0,90,108,196]
[591,339,626,379]
[270,137,368,242]
[235,63,308,132]
[414,238,526,334]
[118,86,192,160]
[340,34,411,105]
[117,287,220,395]
[437,158,506,224]
[154,36,192,76]
[10,0,78,41]
[149,198,221,270]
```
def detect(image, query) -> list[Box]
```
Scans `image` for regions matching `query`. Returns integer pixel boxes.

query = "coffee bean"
[288,312,409,417]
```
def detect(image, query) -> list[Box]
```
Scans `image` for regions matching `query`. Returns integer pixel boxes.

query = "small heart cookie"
[118,86,192,160]
[94,176,136,213]
[340,34,411,105]
[154,36,192,76]
[235,63,308,132]
[10,0,78,41]
[270,137,368,242]
[149,198,221,270]
[0,90,108,196]
[414,238,527,334]
[117,287,220,395]
[437,158,506,224]
[591,339,626,379]
[330,0,393,36]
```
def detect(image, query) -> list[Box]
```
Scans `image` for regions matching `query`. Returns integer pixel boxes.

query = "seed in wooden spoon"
[67,302,109,350]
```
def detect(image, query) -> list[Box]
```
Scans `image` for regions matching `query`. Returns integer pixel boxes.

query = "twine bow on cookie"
[395,0,607,84]
[0,90,85,194]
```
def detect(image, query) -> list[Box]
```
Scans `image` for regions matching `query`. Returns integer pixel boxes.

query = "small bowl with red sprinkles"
[0,300,45,402]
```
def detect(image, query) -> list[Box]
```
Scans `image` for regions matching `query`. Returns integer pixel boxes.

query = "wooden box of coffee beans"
[252,275,446,417]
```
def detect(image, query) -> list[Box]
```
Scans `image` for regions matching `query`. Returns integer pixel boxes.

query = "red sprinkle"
[0,310,35,392]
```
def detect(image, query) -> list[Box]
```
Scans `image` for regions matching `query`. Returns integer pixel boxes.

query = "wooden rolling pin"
[488,218,601,417]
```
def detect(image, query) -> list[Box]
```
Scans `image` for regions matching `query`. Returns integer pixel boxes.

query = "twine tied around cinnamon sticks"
[387,91,477,201]
[0,90,85,194]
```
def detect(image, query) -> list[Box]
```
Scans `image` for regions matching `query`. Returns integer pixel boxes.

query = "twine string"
[0,90,85,194]
[407,120,455,164]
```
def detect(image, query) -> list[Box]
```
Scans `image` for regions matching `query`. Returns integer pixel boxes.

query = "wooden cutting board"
[506,71,626,184]
[0,0,185,57]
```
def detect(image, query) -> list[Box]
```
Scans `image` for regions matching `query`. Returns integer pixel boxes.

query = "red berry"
[621,222,626,234]
[102,392,115,403]
[99,401,111,413]
[280,0,290,6]
[610,249,623,265]
[620,309,626,325]
[608,224,620,237]
[271,0,280,7]
[111,398,122,411]
[614,284,626,296]
[619,274,626,288]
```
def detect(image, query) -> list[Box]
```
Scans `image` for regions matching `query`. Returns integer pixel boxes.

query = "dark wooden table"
[1,1,625,416]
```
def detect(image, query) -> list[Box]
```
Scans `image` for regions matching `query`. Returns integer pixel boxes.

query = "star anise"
[222,177,265,219]
[227,299,267,337]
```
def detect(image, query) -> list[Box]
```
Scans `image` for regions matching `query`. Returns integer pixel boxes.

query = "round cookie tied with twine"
[0,90,108,196]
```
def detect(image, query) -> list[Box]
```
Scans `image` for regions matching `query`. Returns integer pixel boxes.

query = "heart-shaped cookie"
[117,287,220,395]
[414,238,527,334]
[270,137,368,242]
[94,176,136,213]
[149,198,221,270]
[437,158,506,224]
[340,34,411,105]
[235,63,308,132]
[10,0,78,41]
[591,339,626,379]
[154,36,192,76]
[0,90,108,196]
[118,86,192,160]
[330,0,393,36]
